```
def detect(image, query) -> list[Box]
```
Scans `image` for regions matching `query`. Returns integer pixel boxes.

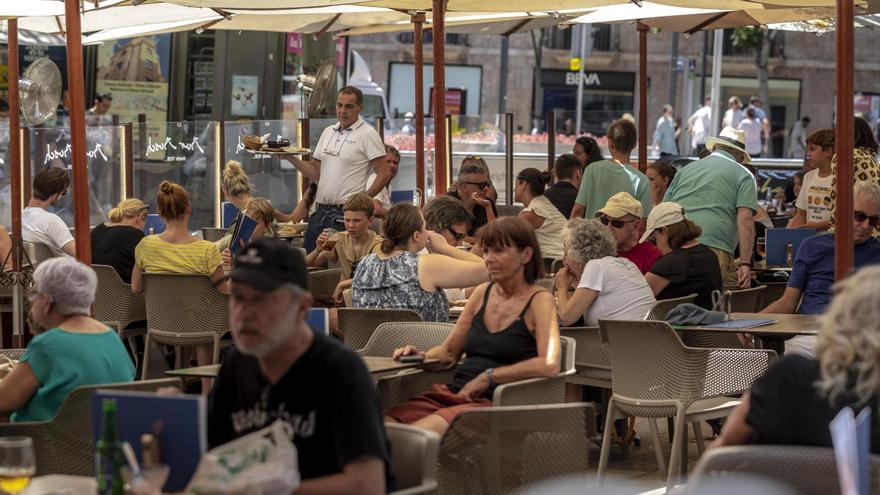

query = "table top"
[166,356,437,378]
[678,312,820,337]
[752,260,793,272]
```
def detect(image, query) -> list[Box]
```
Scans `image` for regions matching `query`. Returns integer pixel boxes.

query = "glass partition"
[224,120,300,216]
[30,125,123,227]
[0,123,10,228]
[382,117,434,201]
[133,121,217,231]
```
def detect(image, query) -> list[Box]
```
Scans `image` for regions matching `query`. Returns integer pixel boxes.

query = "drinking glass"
[0,437,36,495]
[321,228,340,251]
[756,237,766,259]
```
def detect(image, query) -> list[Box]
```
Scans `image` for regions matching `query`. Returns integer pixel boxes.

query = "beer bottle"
[96,399,125,495]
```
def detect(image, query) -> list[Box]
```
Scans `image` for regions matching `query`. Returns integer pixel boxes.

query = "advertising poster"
[231,75,259,117]
[96,35,171,159]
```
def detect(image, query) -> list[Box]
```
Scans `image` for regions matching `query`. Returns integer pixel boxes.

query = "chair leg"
[175,345,183,370]
[693,422,706,454]
[596,398,616,485]
[666,410,687,491]
[212,336,221,364]
[648,419,666,478]
[127,337,139,370]
[141,334,152,381]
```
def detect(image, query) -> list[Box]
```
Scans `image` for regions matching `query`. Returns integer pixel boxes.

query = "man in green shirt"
[571,119,652,224]
[665,126,758,288]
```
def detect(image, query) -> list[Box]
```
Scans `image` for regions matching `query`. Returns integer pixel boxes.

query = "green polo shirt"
[574,160,652,219]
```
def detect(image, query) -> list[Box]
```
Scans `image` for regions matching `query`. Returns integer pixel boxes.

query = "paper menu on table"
[829,406,871,495]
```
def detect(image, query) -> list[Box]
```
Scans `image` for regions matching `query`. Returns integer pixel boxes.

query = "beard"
[234,307,300,358]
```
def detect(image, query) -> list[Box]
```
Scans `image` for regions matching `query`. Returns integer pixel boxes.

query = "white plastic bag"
[186,420,300,495]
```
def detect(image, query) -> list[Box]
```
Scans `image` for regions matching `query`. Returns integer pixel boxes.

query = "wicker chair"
[201,227,227,242]
[0,378,180,476]
[687,445,880,495]
[92,265,147,366]
[644,293,698,320]
[680,285,768,349]
[596,319,775,489]
[436,403,596,495]
[336,308,423,351]
[140,274,230,380]
[308,268,342,303]
[387,423,440,495]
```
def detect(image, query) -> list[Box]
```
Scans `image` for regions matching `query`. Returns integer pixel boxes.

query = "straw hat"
[704,126,751,163]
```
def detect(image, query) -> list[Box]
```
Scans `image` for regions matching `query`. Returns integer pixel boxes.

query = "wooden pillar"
[412,13,426,197]
[547,110,555,173]
[835,0,854,280]
[638,23,649,174]
[64,0,91,264]
[8,20,21,271]
[432,0,448,194]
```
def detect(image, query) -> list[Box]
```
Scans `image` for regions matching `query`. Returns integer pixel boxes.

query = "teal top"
[12,328,135,422]
[664,150,759,254]
[574,160,652,219]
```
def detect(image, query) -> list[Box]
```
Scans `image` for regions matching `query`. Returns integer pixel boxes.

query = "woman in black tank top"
[385,218,562,436]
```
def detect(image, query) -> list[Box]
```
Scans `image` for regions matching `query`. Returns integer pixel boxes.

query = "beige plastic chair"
[342,288,352,307]
[92,265,147,366]
[336,308,422,351]
[201,227,227,242]
[436,403,596,495]
[688,445,880,495]
[140,274,230,380]
[680,285,768,349]
[644,293,698,320]
[387,423,440,495]
[596,319,775,489]
[308,268,342,303]
[0,348,27,361]
[23,241,56,266]
[0,378,180,476]
[562,326,610,389]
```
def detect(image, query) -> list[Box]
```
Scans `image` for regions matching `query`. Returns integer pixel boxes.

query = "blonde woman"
[217,161,276,251]
[91,198,148,283]
[712,265,880,453]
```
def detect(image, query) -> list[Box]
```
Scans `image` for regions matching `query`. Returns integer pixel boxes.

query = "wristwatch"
[485,368,496,388]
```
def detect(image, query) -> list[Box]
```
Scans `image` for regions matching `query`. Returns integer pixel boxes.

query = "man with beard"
[207,237,394,494]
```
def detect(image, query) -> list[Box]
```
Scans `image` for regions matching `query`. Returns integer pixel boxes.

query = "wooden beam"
[835,0,854,280]
[412,12,427,199]
[8,19,21,272]
[65,0,92,264]
[685,13,727,35]
[432,0,448,194]
[316,13,342,37]
[638,23,648,173]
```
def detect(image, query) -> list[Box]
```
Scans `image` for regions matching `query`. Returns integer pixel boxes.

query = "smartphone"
[398,354,425,364]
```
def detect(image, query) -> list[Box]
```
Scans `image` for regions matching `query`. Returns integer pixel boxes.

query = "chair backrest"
[337,308,423,351]
[0,378,180,476]
[308,268,342,302]
[689,445,880,495]
[201,227,227,242]
[361,321,453,357]
[92,264,146,332]
[645,293,697,320]
[561,326,609,370]
[0,348,26,361]
[559,335,576,374]
[386,423,440,495]
[342,288,352,307]
[142,274,229,335]
[438,403,595,494]
[23,241,56,265]
[727,284,767,313]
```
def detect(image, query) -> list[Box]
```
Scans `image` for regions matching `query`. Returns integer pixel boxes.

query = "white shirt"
[790,124,808,157]
[366,173,392,210]
[738,118,763,155]
[312,118,386,205]
[690,106,712,146]
[795,169,834,224]
[577,256,656,326]
[521,195,566,260]
[22,207,73,256]
[723,108,743,129]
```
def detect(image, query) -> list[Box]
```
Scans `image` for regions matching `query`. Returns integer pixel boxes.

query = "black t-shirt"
[746,354,880,453]
[90,223,145,284]
[543,182,578,219]
[649,244,722,309]
[447,190,499,236]
[207,334,395,490]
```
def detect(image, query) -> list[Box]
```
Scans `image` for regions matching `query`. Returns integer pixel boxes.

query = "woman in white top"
[737,108,764,158]
[555,218,656,326]
[515,168,566,261]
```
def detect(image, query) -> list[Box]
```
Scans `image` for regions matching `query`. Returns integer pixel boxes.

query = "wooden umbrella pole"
[8,19,22,272]
[413,12,426,200]
[638,23,648,173]
[432,0,448,195]
[835,0,854,280]
[65,0,91,264]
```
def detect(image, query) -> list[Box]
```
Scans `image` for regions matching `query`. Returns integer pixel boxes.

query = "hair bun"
[540,170,552,185]
[224,160,243,177]
[159,181,174,194]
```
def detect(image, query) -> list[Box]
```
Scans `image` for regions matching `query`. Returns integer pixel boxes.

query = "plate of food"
[277,222,307,237]
[242,134,309,155]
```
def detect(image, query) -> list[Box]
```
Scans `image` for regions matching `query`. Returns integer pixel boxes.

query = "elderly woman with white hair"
[712,265,880,452]
[555,218,656,327]
[0,258,134,422]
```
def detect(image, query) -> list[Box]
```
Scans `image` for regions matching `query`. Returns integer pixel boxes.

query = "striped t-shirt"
[135,235,222,276]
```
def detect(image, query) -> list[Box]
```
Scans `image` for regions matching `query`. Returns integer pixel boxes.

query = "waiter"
[286,86,391,251]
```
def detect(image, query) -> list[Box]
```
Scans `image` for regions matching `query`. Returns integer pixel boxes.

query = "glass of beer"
[0,437,36,494]
[322,228,340,251]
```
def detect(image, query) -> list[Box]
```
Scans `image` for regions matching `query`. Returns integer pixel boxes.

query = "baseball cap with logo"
[228,237,309,292]
[640,202,687,243]
[595,191,642,219]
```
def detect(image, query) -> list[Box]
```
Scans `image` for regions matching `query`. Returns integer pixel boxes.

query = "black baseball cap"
[227,237,309,292]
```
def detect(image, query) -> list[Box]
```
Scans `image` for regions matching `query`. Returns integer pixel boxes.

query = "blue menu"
[222,202,239,229]
[144,214,166,235]
[229,215,258,255]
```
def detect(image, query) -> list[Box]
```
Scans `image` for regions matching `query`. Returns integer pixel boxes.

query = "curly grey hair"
[33,257,97,315]
[562,218,617,264]
[816,265,880,407]
[855,180,880,206]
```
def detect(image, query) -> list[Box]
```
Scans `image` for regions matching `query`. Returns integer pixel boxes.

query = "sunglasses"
[447,229,468,242]
[461,181,491,189]
[854,210,880,228]
[599,215,637,228]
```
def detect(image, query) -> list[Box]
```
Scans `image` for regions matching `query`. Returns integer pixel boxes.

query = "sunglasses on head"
[854,210,880,228]
[461,180,491,189]
[599,215,636,228]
